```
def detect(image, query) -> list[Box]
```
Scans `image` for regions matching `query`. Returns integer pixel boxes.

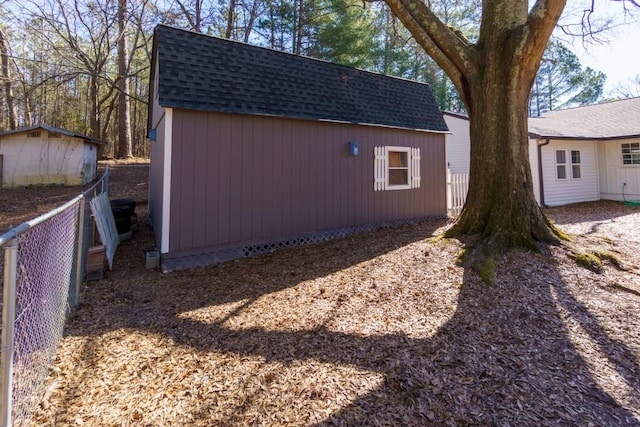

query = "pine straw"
[22,167,640,426]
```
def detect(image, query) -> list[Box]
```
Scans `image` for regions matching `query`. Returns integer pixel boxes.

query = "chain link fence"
[0,168,109,426]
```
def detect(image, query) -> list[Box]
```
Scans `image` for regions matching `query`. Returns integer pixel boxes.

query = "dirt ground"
[0,159,149,234]
[3,164,640,426]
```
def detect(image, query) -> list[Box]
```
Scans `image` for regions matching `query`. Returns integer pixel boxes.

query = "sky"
[555,2,640,97]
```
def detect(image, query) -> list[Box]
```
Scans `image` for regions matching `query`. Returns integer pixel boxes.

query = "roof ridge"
[152,25,449,132]
[155,25,435,90]
[542,96,640,116]
[0,124,106,143]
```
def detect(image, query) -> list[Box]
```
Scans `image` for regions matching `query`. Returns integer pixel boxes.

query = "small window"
[27,131,41,138]
[622,142,640,165]
[388,149,409,187]
[555,150,566,180]
[48,131,62,138]
[571,150,581,179]
[374,146,421,191]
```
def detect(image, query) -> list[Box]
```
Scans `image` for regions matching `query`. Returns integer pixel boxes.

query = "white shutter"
[374,146,387,191]
[411,147,421,188]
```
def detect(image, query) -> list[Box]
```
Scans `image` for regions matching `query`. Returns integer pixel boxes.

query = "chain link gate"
[0,168,109,426]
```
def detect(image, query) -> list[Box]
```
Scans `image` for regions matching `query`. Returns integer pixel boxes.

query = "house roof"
[0,124,106,145]
[442,111,469,121]
[528,97,640,140]
[150,25,448,133]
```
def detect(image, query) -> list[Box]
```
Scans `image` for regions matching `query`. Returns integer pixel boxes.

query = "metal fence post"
[1,238,18,427]
[73,197,86,306]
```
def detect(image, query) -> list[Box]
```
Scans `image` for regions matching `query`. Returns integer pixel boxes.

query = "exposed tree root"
[441,218,637,282]
[442,213,567,284]
[566,246,633,274]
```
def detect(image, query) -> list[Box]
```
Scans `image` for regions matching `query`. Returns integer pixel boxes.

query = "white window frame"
[555,150,567,180]
[570,150,581,179]
[622,142,640,166]
[386,146,411,190]
[374,146,421,191]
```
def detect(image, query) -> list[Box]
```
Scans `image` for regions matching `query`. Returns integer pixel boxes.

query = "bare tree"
[117,0,132,158]
[23,0,118,141]
[614,74,640,98]
[243,0,263,42]
[0,28,18,129]
[172,0,207,32]
[225,0,236,37]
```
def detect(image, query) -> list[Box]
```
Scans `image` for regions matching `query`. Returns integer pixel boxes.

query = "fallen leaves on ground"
[10,166,640,426]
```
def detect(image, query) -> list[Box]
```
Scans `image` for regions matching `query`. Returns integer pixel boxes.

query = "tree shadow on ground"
[320,254,640,425]
[63,219,640,425]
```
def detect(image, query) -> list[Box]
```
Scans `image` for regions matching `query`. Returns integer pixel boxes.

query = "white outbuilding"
[0,125,105,188]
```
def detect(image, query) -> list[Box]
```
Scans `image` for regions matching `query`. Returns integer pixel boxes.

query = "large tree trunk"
[383,0,566,256]
[452,71,557,252]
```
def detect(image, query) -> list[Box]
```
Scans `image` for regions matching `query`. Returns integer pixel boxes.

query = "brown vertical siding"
[208,117,220,243]
[218,117,232,244]
[168,109,446,256]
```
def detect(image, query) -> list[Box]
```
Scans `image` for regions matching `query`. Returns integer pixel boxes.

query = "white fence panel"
[89,192,120,270]
[447,169,469,217]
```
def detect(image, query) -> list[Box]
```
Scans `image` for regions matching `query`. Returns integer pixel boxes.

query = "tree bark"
[23,89,33,127]
[0,29,18,130]
[383,0,567,255]
[243,0,261,43]
[454,72,557,252]
[175,0,203,32]
[117,0,133,158]
[295,0,304,54]
[89,75,101,140]
[226,0,236,38]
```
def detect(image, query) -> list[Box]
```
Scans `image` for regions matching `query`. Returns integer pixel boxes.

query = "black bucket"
[110,198,137,238]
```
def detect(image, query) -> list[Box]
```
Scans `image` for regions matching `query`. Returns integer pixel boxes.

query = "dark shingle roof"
[151,25,448,132]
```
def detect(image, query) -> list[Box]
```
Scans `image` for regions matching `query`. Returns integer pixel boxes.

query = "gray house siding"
[165,109,446,259]
[148,114,166,250]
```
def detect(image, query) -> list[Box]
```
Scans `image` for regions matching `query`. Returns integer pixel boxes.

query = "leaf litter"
[11,165,640,426]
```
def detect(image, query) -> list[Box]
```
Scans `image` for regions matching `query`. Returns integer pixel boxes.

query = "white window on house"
[555,150,566,180]
[622,142,640,165]
[571,150,581,179]
[27,131,41,138]
[374,146,421,191]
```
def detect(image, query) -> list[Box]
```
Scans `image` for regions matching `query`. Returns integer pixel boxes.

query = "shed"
[0,125,104,188]
[147,25,449,271]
